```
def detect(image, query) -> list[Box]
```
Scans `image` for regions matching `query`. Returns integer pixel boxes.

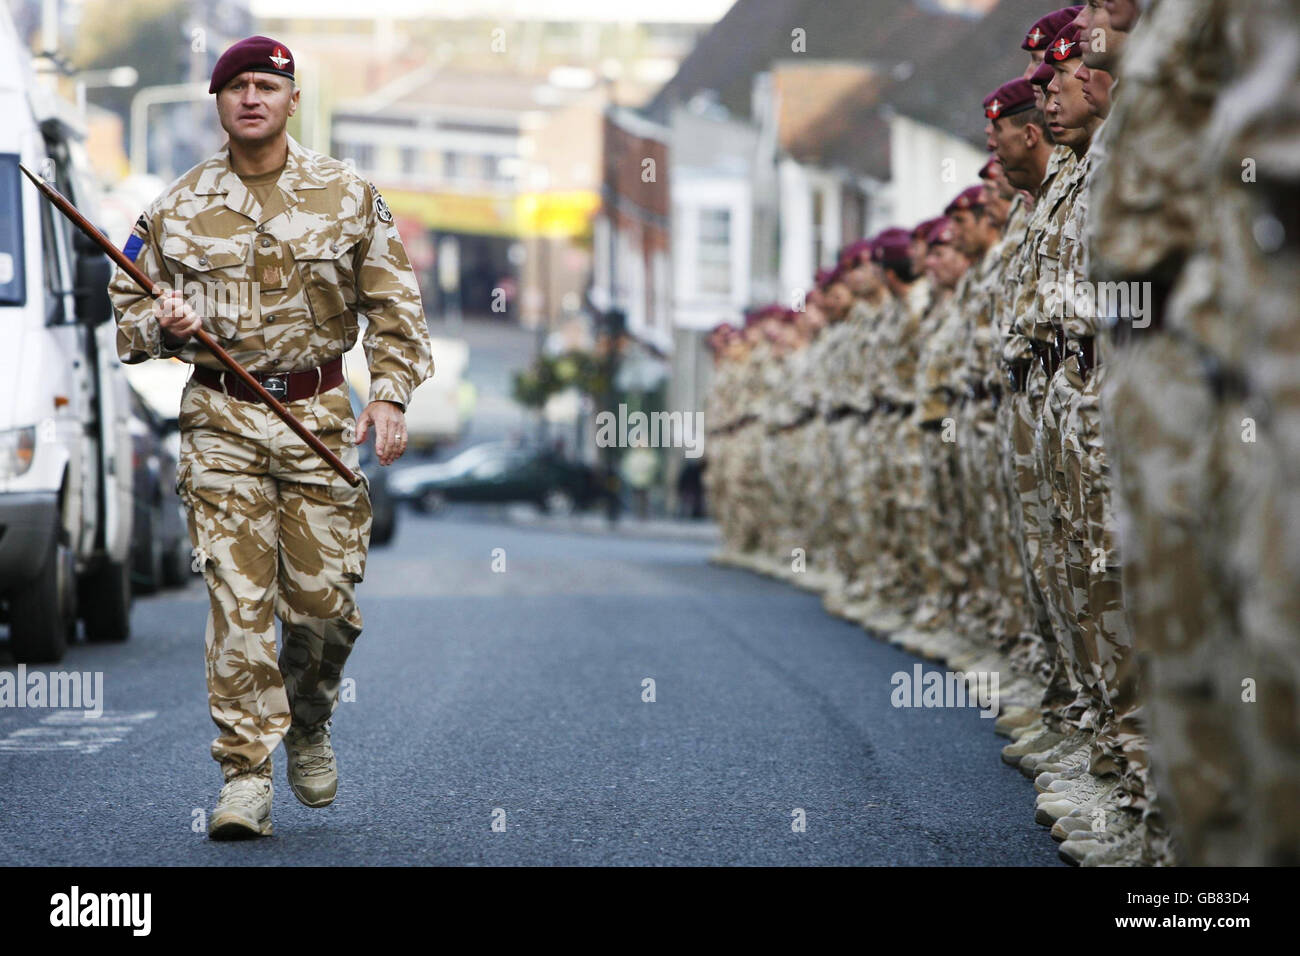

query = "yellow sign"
[383,188,599,239]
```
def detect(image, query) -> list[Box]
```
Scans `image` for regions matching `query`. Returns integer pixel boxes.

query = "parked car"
[388,442,613,515]
[127,386,189,593]
[349,386,397,546]
[0,7,133,662]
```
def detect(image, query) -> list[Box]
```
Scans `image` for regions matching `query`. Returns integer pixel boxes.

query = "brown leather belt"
[193,357,344,405]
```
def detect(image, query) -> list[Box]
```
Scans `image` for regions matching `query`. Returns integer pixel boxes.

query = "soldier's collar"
[192,135,327,197]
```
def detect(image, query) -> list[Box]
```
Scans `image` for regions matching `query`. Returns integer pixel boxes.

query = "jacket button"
[256,224,266,233]
[330,242,339,253]
[265,314,275,323]
[261,239,272,248]
[198,256,208,266]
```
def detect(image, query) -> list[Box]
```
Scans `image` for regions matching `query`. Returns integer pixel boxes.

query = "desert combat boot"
[284,725,338,808]
[209,773,273,839]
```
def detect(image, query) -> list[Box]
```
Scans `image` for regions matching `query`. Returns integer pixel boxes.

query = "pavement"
[0,507,1060,866]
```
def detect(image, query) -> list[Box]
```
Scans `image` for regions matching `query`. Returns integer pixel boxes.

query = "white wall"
[886,113,987,229]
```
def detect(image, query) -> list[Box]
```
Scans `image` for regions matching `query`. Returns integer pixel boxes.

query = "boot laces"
[288,730,333,776]
[220,776,269,810]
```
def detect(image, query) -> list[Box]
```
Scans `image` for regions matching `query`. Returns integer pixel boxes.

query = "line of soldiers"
[704,1,1298,866]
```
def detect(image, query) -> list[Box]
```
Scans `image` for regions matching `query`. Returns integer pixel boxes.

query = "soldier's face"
[217,72,299,145]
[981,183,1010,227]
[1023,49,1046,81]
[825,282,853,317]
[1076,62,1114,118]
[925,243,968,291]
[1076,0,1124,70]
[909,237,927,277]
[1046,61,1094,142]
[950,209,976,256]
[843,261,872,296]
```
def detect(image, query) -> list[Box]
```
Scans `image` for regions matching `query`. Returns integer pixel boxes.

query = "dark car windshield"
[0,154,27,306]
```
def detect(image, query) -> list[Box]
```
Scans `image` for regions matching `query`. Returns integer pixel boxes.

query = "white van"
[0,7,133,662]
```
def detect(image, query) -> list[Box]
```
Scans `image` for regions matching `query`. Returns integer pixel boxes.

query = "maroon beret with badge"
[209,35,296,94]
[978,157,1000,181]
[945,185,987,217]
[912,217,945,242]
[871,228,913,266]
[1030,61,1055,88]
[1045,23,1084,64]
[839,238,875,269]
[925,217,957,247]
[1022,7,1082,51]
[984,78,1036,120]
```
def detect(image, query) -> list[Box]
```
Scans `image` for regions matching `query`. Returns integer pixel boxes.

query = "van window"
[0,155,26,306]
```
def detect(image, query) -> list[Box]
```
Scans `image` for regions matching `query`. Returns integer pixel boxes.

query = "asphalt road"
[0,508,1060,866]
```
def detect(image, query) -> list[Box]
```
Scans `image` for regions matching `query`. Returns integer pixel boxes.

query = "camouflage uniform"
[989,196,1043,675]
[912,285,968,639]
[1090,0,1248,864]
[1209,0,1300,863]
[1006,146,1081,732]
[112,135,434,781]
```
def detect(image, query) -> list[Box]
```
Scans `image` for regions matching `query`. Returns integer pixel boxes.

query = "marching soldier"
[110,36,435,838]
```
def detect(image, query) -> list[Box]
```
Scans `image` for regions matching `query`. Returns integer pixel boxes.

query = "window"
[443,151,461,181]
[697,207,731,297]
[401,147,420,176]
[0,155,27,306]
[338,142,373,172]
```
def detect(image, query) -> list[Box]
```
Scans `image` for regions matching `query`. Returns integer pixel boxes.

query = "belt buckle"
[261,374,288,401]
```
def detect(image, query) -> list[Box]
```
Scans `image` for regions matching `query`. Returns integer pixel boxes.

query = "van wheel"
[9,526,72,664]
[81,559,131,643]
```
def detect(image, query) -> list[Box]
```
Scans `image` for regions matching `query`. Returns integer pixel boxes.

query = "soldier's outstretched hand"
[355,400,408,466]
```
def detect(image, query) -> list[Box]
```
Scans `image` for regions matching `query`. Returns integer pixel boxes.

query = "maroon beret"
[945,185,987,216]
[978,157,1000,180]
[1022,7,1082,51]
[1030,61,1056,88]
[839,238,875,268]
[984,78,1036,120]
[925,217,957,247]
[871,227,913,265]
[209,35,296,94]
[911,217,945,242]
[1045,23,1084,63]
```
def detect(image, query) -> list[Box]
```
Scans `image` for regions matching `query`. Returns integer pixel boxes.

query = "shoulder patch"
[368,181,393,223]
[123,214,148,262]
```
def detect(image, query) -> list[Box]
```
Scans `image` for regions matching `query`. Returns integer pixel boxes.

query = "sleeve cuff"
[368,377,411,410]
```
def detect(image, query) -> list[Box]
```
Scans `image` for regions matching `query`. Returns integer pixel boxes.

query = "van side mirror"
[73,237,114,325]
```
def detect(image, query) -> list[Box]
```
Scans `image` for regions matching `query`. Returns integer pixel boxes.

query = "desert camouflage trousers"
[1011,366,1075,731]
[176,378,372,782]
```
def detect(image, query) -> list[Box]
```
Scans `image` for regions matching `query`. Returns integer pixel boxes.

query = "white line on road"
[0,711,157,755]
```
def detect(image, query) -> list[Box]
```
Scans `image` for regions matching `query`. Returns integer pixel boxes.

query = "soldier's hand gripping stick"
[19,162,361,487]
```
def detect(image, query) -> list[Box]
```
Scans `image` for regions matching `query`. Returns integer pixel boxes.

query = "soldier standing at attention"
[109,36,435,839]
